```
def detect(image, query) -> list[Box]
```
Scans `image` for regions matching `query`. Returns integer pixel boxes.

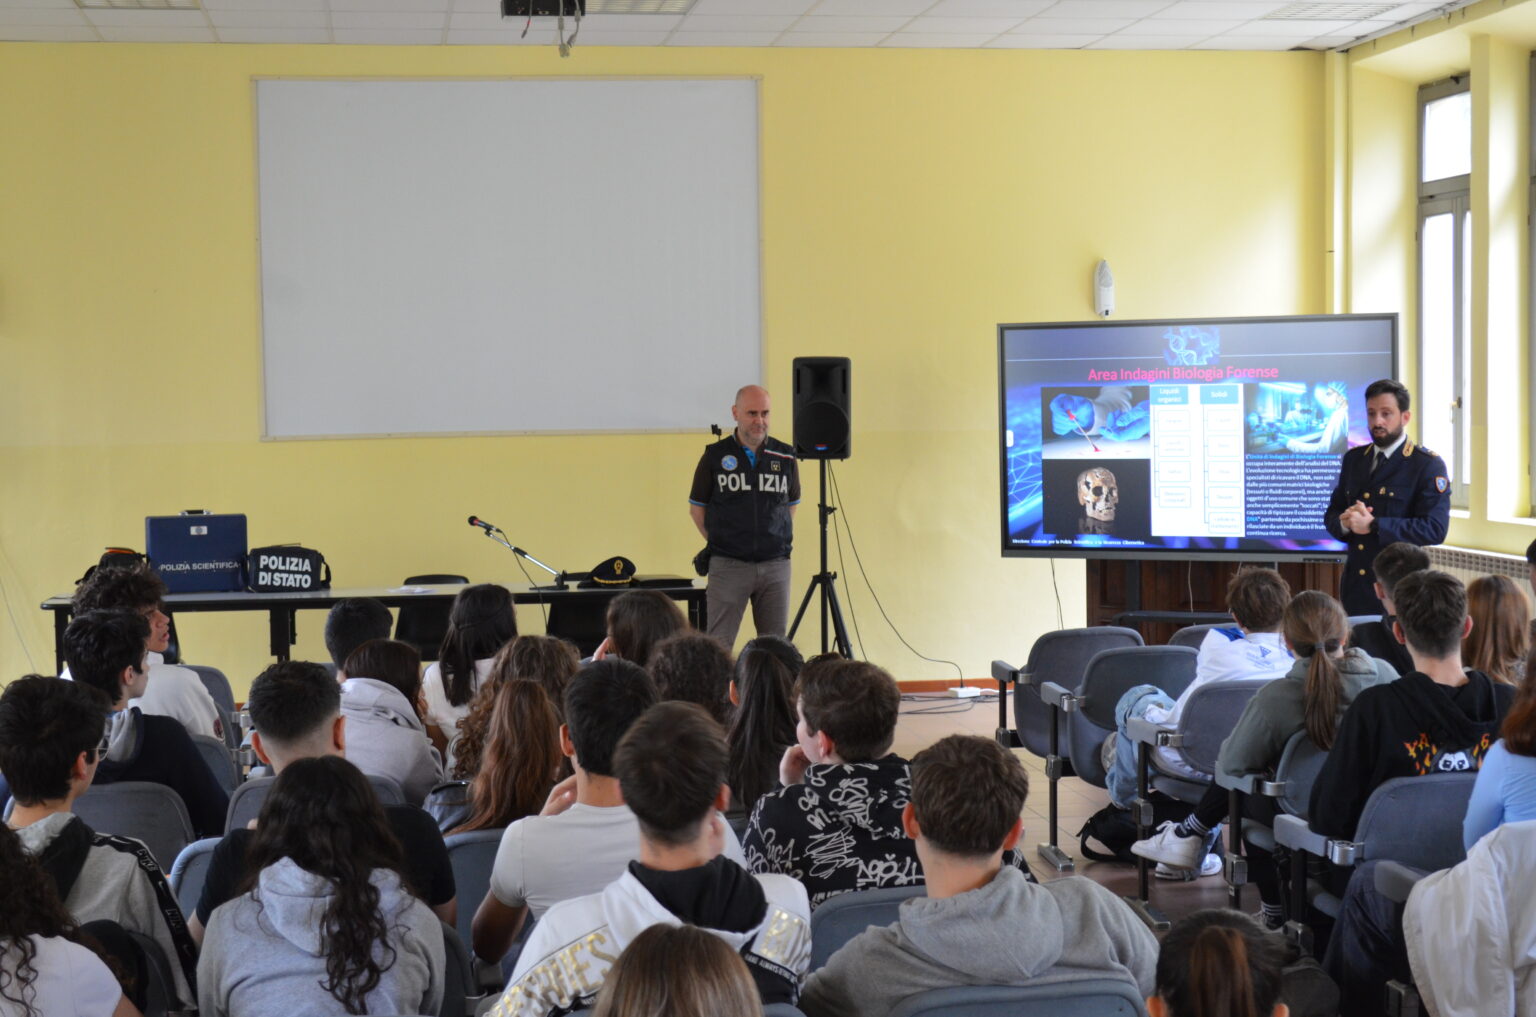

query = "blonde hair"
[1282,591,1350,751]
[591,925,763,1017]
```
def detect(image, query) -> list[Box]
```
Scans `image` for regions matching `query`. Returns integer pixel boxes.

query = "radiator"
[1425,545,1530,588]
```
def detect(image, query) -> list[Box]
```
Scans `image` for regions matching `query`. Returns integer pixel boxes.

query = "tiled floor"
[892,692,1233,925]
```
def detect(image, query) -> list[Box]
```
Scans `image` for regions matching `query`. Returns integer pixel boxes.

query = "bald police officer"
[689,385,800,648]
[1324,379,1450,615]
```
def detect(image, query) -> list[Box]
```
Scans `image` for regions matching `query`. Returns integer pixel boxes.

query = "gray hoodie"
[1217,646,1398,781]
[339,677,444,806]
[198,856,445,1017]
[799,866,1157,1017]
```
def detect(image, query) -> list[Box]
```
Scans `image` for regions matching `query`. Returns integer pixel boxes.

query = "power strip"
[945,686,981,699]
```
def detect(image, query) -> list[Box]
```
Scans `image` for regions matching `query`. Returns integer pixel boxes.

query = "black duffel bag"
[247,545,331,593]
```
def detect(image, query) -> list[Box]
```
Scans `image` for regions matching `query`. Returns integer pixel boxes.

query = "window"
[1418,76,1471,508]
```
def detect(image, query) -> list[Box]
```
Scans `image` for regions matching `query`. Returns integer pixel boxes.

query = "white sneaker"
[1155,854,1222,880]
[1131,821,1205,870]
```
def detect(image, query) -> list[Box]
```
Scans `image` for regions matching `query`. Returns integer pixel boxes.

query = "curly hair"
[240,757,410,1015]
[0,823,79,1017]
[452,635,579,779]
[450,681,562,834]
[72,562,167,613]
[437,584,518,709]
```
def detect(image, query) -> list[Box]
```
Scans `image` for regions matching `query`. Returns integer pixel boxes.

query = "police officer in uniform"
[689,385,800,647]
[1324,379,1450,615]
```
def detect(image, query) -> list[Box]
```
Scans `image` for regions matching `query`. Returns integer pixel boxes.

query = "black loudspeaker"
[793,357,852,460]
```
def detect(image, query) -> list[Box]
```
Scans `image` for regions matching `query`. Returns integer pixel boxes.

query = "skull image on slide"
[1077,467,1119,524]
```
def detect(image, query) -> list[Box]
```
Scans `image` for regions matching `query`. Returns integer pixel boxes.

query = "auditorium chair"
[397,574,469,661]
[1216,730,1328,910]
[887,980,1146,1016]
[169,837,222,916]
[992,626,1143,871]
[1124,678,1268,928]
[808,884,926,969]
[74,781,195,873]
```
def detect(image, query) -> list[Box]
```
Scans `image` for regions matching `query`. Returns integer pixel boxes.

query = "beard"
[1371,424,1404,448]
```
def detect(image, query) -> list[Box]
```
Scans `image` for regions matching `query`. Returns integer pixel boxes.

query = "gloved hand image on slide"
[1042,386,1152,460]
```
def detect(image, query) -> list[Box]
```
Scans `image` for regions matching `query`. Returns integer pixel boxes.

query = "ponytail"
[1155,910,1284,1017]
[1284,591,1349,750]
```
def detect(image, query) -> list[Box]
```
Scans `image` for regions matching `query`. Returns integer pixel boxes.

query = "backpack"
[1078,798,1192,864]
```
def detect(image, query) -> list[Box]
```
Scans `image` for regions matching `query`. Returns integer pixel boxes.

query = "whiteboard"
[255,78,761,439]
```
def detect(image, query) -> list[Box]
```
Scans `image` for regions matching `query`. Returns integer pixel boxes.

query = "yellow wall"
[0,43,1326,695]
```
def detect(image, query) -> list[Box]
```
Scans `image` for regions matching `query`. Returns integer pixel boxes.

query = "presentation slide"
[998,315,1396,560]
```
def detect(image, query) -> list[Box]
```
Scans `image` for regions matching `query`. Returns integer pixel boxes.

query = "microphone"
[468,516,499,533]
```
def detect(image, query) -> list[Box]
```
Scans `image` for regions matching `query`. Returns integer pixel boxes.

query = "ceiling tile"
[0,23,97,38]
[1011,16,1132,31]
[208,8,329,26]
[775,28,889,39]
[987,30,1101,41]
[880,29,998,41]
[1302,32,1354,45]
[1341,17,1398,31]
[570,12,682,27]
[1151,0,1288,15]
[572,27,672,39]
[0,7,87,24]
[202,0,327,9]
[1187,32,1303,44]
[686,0,818,15]
[786,15,911,29]
[332,26,444,39]
[675,13,798,28]
[1124,16,1236,30]
[1038,0,1175,18]
[218,26,332,39]
[449,9,519,25]
[902,14,1022,29]
[96,25,217,39]
[808,0,939,17]
[328,0,451,11]
[1088,29,1209,43]
[665,28,779,39]
[911,0,1049,14]
[0,0,77,8]
[84,8,208,26]
[332,10,447,26]
[445,26,559,39]
[1223,15,1352,32]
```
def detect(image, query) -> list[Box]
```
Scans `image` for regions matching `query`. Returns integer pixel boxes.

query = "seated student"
[1464,646,1536,849]
[591,924,764,1017]
[0,677,198,1009]
[70,563,222,740]
[449,634,579,779]
[800,735,1157,1017]
[1465,574,1530,685]
[188,661,455,945]
[322,596,393,674]
[1349,541,1429,678]
[649,631,735,727]
[1133,591,1396,920]
[493,702,811,1015]
[726,636,802,819]
[1311,569,1515,840]
[594,589,688,666]
[421,583,518,752]
[472,660,754,964]
[197,756,445,1017]
[62,609,229,838]
[447,680,562,835]
[0,822,141,1017]
[743,658,923,908]
[1108,567,1294,816]
[1150,910,1290,1017]
[338,638,443,806]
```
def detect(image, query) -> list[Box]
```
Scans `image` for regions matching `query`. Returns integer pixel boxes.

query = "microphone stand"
[476,526,569,590]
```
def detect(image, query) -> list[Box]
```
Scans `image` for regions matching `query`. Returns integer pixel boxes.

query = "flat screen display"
[998,314,1397,560]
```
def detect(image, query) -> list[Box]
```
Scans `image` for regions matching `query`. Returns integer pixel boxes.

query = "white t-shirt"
[487,802,746,919]
[61,652,222,741]
[0,935,124,1017]
[1147,628,1292,775]
[420,658,494,736]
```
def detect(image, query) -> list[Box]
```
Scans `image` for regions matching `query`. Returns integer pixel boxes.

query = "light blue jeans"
[1106,684,1175,809]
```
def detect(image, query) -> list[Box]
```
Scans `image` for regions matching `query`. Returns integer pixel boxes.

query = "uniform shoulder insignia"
[1415,445,1436,457]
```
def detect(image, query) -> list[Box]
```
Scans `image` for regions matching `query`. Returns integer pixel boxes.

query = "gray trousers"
[705,555,792,649]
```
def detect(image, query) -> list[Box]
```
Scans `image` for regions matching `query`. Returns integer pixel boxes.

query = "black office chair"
[396,574,468,661]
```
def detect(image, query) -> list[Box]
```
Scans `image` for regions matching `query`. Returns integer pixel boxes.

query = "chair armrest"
[1125,715,1181,748]
[1216,771,1286,796]
[991,660,1018,690]
[1037,681,1079,712]
[1273,814,1330,855]
[1374,861,1430,904]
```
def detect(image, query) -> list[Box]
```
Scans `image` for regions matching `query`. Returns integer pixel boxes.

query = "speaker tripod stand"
[788,459,854,658]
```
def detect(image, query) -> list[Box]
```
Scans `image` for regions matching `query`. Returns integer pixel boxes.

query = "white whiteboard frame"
[251,75,766,441]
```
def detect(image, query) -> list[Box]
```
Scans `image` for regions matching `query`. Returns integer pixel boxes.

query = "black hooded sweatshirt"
[1309,669,1514,839]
